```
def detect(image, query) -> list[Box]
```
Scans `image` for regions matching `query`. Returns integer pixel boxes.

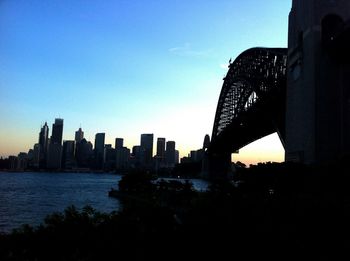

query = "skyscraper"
[94,133,105,169]
[115,138,124,149]
[175,150,179,165]
[47,118,64,169]
[38,122,49,167]
[165,141,176,168]
[76,138,93,168]
[140,134,153,168]
[62,140,75,169]
[156,138,166,159]
[51,118,64,145]
[75,127,84,143]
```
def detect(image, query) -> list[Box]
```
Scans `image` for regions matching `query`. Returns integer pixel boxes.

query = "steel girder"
[210,48,287,153]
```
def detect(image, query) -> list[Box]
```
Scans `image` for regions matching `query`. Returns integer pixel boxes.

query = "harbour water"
[0,172,209,233]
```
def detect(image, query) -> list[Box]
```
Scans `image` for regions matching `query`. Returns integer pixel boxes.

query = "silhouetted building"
[165,141,176,168]
[76,138,93,168]
[38,122,49,168]
[180,156,191,164]
[116,147,130,171]
[104,144,116,171]
[115,138,123,149]
[62,140,75,169]
[9,156,17,170]
[31,143,40,168]
[156,138,166,158]
[47,143,62,169]
[114,140,130,171]
[94,133,105,169]
[47,118,64,170]
[190,149,204,162]
[175,150,179,165]
[140,134,153,168]
[75,128,84,143]
[51,118,64,145]
[17,152,28,170]
[131,145,141,168]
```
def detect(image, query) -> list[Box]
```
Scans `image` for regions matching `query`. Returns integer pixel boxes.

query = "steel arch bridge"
[205,48,287,178]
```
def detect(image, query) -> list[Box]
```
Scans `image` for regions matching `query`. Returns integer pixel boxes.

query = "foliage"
[0,162,346,260]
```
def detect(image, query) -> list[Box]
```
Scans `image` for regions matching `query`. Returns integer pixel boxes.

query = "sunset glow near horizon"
[0,0,290,166]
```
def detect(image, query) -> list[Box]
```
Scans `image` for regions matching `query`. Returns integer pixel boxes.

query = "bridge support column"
[286,0,350,164]
[201,151,232,180]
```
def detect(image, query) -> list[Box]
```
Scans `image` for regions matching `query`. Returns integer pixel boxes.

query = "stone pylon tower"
[285,0,350,164]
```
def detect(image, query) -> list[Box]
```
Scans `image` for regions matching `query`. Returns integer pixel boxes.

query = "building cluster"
[6,118,207,172]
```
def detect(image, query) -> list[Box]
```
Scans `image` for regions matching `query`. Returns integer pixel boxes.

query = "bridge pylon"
[285,0,350,164]
[201,150,232,180]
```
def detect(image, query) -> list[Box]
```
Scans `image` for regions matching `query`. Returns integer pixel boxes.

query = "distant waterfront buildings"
[62,140,75,169]
[165,141,176,168]
[156,138,166,159]
[131,145,141,168]
[115,138,123,149]
[140,134,154,169]
[75,128,84,143]
[94,133,105,169]
[3,118,206,173]
[47,143,62,169]
[76,138,93,168]
[38,122,49,168]
[115,138,129,171]
[47,118,64,169]
[51,118,64,145]
[32,143,40,168]
[175,150,179,165]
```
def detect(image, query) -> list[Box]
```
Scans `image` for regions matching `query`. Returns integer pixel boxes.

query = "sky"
[0,0,291,165]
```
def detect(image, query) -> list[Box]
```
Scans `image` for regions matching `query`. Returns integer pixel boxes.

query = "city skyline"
[0,0,290,165]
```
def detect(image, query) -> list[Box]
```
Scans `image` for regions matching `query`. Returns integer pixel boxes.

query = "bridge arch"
[203,48,287,179]
[210,48,287,155]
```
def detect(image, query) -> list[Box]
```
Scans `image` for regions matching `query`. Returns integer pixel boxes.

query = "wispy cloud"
[168,43,213,58]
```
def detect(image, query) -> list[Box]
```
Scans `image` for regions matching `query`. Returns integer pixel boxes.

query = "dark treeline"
[0,162,347,260]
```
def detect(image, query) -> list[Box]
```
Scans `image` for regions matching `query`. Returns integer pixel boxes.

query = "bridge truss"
[210,48,288,153]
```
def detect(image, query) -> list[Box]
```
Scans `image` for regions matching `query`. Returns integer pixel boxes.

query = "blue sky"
[0,0,291,164]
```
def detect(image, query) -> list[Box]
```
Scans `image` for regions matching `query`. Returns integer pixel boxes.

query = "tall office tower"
[165,141,176,168]
[115,138,128,171]
[115,138,124,149]
[47,143,62,169]
[32,143,40,168]
[104,144,116,171]
[62,140,75,169]
[285,0,350,164]
[47,118,64,169]
[175,150,179,165]
[140,134,154,168]
[156,138,166,159]
[116,147,130,171]
[94,133,105,169]
[130,145,141,168]
[38,122,49,167]
[51,118,64,145]
[75,127,84,143]
[76,138,93,168]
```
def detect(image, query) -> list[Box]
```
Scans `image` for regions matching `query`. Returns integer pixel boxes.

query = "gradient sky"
[0,0,291,165]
